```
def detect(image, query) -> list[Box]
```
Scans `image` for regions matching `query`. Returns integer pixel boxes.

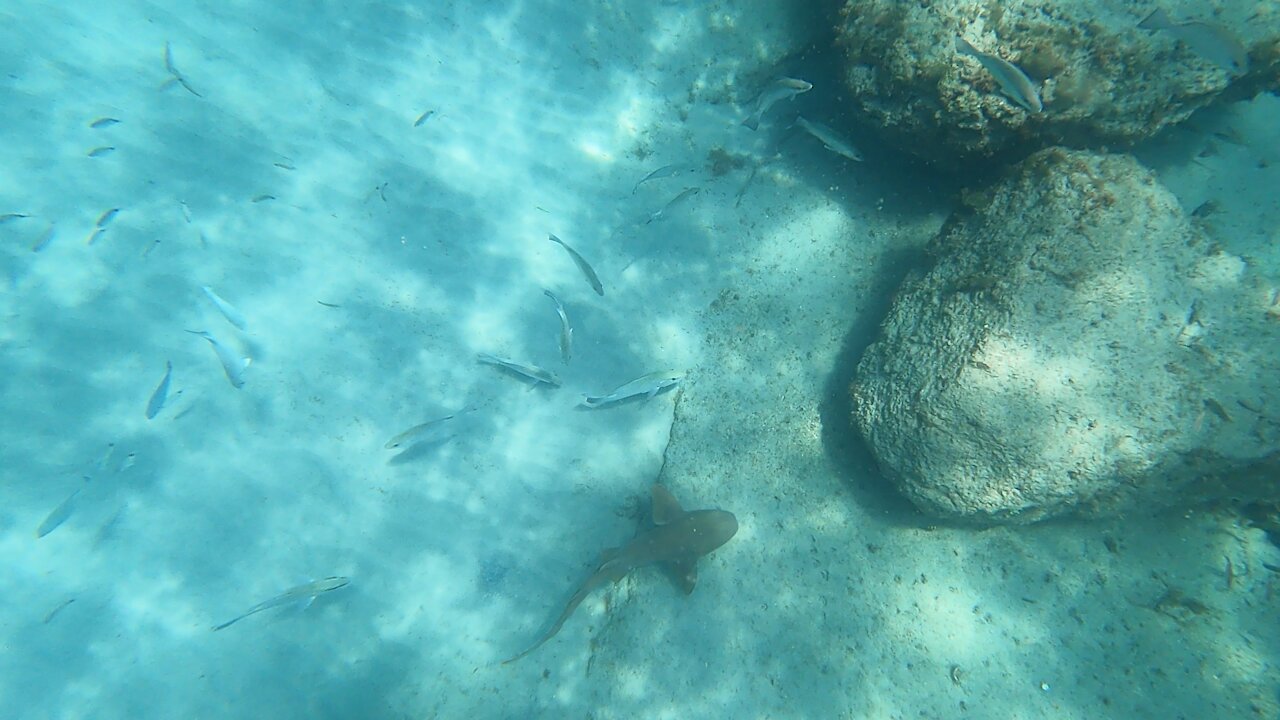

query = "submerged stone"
[852,147,1280,523]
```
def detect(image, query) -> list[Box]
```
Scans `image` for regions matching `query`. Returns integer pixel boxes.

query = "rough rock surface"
[851,147,1280,523]
[836,0,1280,163]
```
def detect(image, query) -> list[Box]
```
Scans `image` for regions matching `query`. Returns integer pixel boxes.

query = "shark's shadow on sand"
[818,245,933,525]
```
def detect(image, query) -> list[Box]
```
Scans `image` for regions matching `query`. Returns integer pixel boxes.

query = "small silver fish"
[384,407,475,450]
[36,488,81,539]
[89,117,120,129]
[162,42,202,97]
[163,41,179,76]
[116,451,137,473]
[413,109,435,126]
[632,164,685,194]
[43,598,76,624]
[96,208,121,228]
[955,37,1043,113]
[145,361,173,420]
[742,77,813,130]
[1139,9,1249,75]
[87,146,116,158]
[0,212,31,224]
[645,187,701,224]
[92,505,126,548]
[548,234,604,296]
[733,154,779,208]
[543,290,573,364]
[31,224,55,253]
[212,577,349,631]
[201,285,248,331]
[477,353,561,387]
[95,443,118,474]
[85,227,107,246]
[187,330,250,389]
[795,117,863,161]
[581,370,684,408]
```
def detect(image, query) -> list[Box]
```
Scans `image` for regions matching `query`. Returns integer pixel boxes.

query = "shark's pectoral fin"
[650,484,685,525]
[663,558,699,595]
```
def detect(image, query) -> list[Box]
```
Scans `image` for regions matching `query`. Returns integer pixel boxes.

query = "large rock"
[851,147,1280,524]
[836,0,1280,163]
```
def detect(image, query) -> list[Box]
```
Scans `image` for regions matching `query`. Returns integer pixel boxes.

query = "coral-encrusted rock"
[836,0,1280,163]
[851,147,1280,523]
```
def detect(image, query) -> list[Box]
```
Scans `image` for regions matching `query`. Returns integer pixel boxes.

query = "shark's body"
[503,484,738,664]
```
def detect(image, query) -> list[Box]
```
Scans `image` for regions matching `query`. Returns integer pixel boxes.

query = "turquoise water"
[3,2,1277,718]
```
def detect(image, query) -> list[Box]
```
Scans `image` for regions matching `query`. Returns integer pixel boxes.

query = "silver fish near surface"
[477,353,561,387]
[581,370,684,408]
[384,407,476,449]
[742,77,813,130]
[87,146,116,158]
[36,488,81,539]
[548,234,604,296]
[632,164,685,194]
[200,285,248,330]
[1139,9,1249,75]
[96,208,121,228]
[162,42,202,97]
[163,41,179,75]
[645,187,701,224]
[89,117,120,129]
[43,598,76,624]
[95,443,118,474]
[413,109,435,126]
[543,289,573,364]
[212,577,350,631]
[92,505,126,549]
[187,330,250,389]
[955,37,1043,113]
[145,361,173,420]
[794,117,863,161]
[735,166,760,208]
[30,224,55,253]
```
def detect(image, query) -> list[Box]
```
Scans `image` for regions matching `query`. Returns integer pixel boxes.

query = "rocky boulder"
[836,0,1280,164]
[851,147,1280,523]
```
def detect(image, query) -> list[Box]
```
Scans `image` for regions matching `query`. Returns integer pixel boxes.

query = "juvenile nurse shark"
[503,484,738,664]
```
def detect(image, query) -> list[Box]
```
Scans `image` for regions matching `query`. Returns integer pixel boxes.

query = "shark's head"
[685,509,739,555]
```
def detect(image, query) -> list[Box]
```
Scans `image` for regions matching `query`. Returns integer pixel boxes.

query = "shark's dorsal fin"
[663,558,699,594]
[651,484,685,525]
